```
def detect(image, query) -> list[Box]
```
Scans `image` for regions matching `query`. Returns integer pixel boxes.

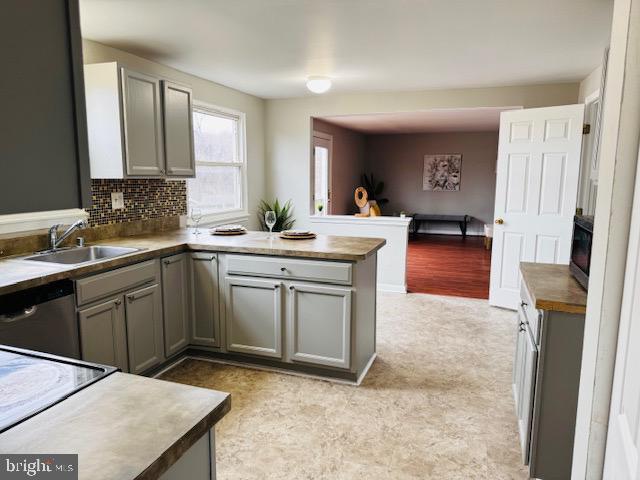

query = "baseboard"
[413,228,484,237]
[377,283,407,293]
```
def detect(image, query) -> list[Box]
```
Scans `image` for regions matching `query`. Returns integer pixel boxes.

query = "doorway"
[312,132,332,215]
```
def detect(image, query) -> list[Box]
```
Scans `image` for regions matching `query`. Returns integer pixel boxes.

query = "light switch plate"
[111,191,124,210]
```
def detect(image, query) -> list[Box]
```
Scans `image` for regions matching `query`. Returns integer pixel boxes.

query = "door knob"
[495,218,504,225]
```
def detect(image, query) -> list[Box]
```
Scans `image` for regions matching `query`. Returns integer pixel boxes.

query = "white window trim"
[0,208,89,235]
[187,101,248,226]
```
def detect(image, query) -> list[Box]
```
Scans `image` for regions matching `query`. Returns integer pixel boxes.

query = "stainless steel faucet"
[48,219,89,250]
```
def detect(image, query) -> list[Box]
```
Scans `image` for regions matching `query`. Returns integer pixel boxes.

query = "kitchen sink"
[24,246,141,265]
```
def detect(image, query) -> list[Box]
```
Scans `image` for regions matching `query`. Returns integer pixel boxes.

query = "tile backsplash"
[87,179,187,226]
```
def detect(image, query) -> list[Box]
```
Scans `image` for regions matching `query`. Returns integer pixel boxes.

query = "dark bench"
[411,214,472,238]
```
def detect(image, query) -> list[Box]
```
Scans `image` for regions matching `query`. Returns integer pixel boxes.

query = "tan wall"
[312,119,365,215]
[364,132,499,235]
[82,40,267,229]
[265,83,580,228]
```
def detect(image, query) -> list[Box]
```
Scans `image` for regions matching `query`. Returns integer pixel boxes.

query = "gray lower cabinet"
[162,253,191,357]
[125,283,165,374]
[78,296,129,372]
[190,253,221,348]
[225,276,283,359]
[288,283,352,369]
[513,306,538,465]
[515,280,585,479]
[160,430,216,480]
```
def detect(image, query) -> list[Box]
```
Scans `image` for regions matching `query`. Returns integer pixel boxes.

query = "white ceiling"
[318,107,515,134]
[79,0,613,99]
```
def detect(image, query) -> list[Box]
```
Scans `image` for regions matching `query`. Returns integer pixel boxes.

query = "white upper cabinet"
[83,62,195,179]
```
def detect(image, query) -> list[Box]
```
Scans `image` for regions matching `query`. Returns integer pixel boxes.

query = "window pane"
[314,146,329,208]
[193,110,239,163]
[188,165,242,212]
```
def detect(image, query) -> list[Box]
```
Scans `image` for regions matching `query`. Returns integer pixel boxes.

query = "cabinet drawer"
[520,282,542,344]
[76,259,159,306]
[226,255,352,285]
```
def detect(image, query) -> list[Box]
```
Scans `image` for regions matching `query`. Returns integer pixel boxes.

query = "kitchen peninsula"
[0,346,230,480]
[0,231,385,383]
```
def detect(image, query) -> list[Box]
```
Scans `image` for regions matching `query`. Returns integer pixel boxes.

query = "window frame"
[188,101,248,225]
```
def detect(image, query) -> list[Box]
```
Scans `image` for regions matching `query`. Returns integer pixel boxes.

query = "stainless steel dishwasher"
[0,280,79,358]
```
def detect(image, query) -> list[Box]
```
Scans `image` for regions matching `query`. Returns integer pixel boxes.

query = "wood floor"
[407,234,491,299]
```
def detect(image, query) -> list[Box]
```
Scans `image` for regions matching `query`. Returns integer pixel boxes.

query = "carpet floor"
[160,292,527,479]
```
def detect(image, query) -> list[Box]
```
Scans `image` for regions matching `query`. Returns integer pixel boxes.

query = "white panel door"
[489,105,585,309]
[603,147,640,479]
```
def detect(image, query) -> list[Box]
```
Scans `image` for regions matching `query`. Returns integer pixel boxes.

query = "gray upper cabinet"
[163,81,195,177]
[225,276,283,359]
[162,253,191,357]
[1,0,91,214]
[125,283,165,374]
[84,62,194,179]
[191,253,221,348]
[121,68,165,177]
[78,296,128,372]
[288,283,352,369]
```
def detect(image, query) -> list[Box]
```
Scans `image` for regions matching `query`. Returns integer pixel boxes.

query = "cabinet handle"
[274,284,280,289]
[521,300,528,308]
[114,299,122,307]
[280,267,287,272]
[289,285,295,290]
[127,295,135,303]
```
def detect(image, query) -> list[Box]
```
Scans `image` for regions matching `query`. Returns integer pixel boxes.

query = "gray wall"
[312,119,365,215]
[365,131,499,235]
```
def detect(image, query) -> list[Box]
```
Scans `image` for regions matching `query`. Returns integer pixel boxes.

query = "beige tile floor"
[160,292,528,479]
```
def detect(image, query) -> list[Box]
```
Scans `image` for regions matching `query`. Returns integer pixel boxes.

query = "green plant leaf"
[256,198,295,232]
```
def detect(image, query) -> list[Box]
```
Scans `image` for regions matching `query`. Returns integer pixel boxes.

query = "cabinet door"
[519,325,538,465]
[1,0,90,214]
[121,68,164,177]
[78,296,128,372]
[125,283,165,374]
[225,276,283,358]
[513,306,538,465]
[288,283,352,369]
[162,81,195,177]
[161,253,191,357]
[191,253,221,348]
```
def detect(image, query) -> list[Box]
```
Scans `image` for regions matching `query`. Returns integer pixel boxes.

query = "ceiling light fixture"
[306,76,332,94]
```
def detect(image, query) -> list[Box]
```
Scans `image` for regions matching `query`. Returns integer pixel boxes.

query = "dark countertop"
[0,372,230,480]
[520,262,588,314]
[0,230,386,296]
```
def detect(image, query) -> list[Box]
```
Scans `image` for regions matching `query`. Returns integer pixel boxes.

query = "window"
[187,103,247,221]
[312,132,333,215]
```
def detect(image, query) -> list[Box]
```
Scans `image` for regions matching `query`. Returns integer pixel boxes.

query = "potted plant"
[257,199,295,232]
[361,173,389,214]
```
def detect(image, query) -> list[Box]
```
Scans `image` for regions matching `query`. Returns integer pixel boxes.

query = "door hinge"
[583,123,591,135]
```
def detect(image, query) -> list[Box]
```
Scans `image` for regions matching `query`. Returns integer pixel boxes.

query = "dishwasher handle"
[0,306,38,323]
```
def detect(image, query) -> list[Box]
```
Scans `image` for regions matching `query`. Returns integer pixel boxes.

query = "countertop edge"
[520,262,587,315]
[0,233,387,295]
[136,394,231,480]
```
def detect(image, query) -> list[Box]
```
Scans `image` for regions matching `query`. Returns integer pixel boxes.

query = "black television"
[570,215,594,291]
